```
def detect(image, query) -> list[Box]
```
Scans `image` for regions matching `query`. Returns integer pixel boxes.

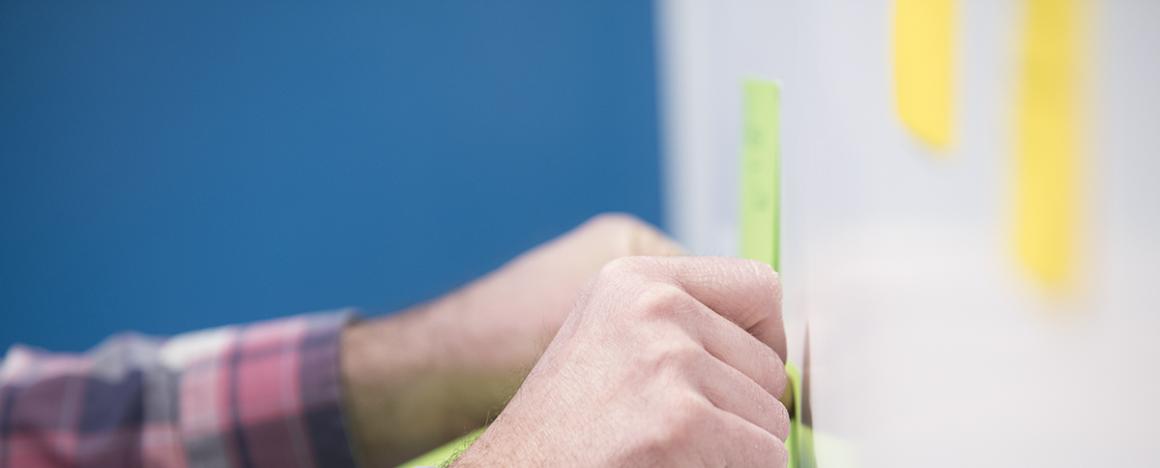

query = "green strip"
[740,80,808,466]
[786,363,816,468]
[397,428,484,467]
[740,80,781,271]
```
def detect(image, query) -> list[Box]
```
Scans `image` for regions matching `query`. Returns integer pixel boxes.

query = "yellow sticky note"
[1014,0,1083,289]
[893,0,955,149]
[741,80,781,271]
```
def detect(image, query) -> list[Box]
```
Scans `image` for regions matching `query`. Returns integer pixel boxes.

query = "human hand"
[342,214,683,465]
[455,256,790,467]
[434,213,685,371]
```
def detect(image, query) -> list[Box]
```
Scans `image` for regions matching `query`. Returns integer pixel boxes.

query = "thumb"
[577,213,686,258]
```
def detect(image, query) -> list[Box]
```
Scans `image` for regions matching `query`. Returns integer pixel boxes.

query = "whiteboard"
[658,1,1160,466]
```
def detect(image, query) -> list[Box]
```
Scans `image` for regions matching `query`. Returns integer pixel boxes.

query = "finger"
[709,406,790,468]
[683,299,789,406]
[651,256,786,361]
[688,349,790,441]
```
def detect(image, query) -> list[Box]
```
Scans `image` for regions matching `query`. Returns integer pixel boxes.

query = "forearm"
[340,293,527,467]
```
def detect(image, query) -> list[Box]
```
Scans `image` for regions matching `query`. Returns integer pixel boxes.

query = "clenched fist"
[456,256,790,467]
[342,214,685,465]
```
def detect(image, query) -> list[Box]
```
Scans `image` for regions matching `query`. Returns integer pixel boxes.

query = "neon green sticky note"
[740,80,798,466]
[893,0,955,149]
[741,80,781,271]
[398,428,484,467]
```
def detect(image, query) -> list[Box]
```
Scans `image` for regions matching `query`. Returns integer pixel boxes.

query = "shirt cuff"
[175,310,361,468]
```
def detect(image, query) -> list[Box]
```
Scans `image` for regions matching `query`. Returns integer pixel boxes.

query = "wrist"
[452,417,542,467]
[340,299,524,466]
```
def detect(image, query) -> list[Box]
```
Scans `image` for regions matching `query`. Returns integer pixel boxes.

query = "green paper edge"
[740,79,781,271]
[786,363,815,468]
[397,428,484,467]
[741,79,813,467]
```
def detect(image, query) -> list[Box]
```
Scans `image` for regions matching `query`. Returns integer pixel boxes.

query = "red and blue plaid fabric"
[0,311,360,468]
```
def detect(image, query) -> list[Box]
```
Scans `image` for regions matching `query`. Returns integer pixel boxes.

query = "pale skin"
[341,214,791,467]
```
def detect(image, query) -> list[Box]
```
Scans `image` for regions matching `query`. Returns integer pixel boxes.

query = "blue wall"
[0,2,662,351]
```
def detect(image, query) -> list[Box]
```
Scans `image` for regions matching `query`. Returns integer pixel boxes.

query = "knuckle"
[643,342,705,380]
[773,437,790,466]
[766,266,784,302]
[773,366,789,402]
[631,284,691,320]
[636,425,682,459]
[755,346,787,395]
[732,414,788,465]
[773,400,791,441]
[675,393,712,423]
[597,256,648,282]
[745,259,781,291]
[654,393,710,444]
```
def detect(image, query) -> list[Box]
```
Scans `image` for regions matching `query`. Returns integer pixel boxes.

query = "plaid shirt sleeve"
[0,311,361,468]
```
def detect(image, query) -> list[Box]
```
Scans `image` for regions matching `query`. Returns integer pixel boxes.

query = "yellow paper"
[1014,0,1083,289]
[893,0,955,149]
[741,80,781,270]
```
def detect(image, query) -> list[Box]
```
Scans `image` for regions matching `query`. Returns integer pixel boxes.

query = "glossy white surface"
[658,1,1160,466]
